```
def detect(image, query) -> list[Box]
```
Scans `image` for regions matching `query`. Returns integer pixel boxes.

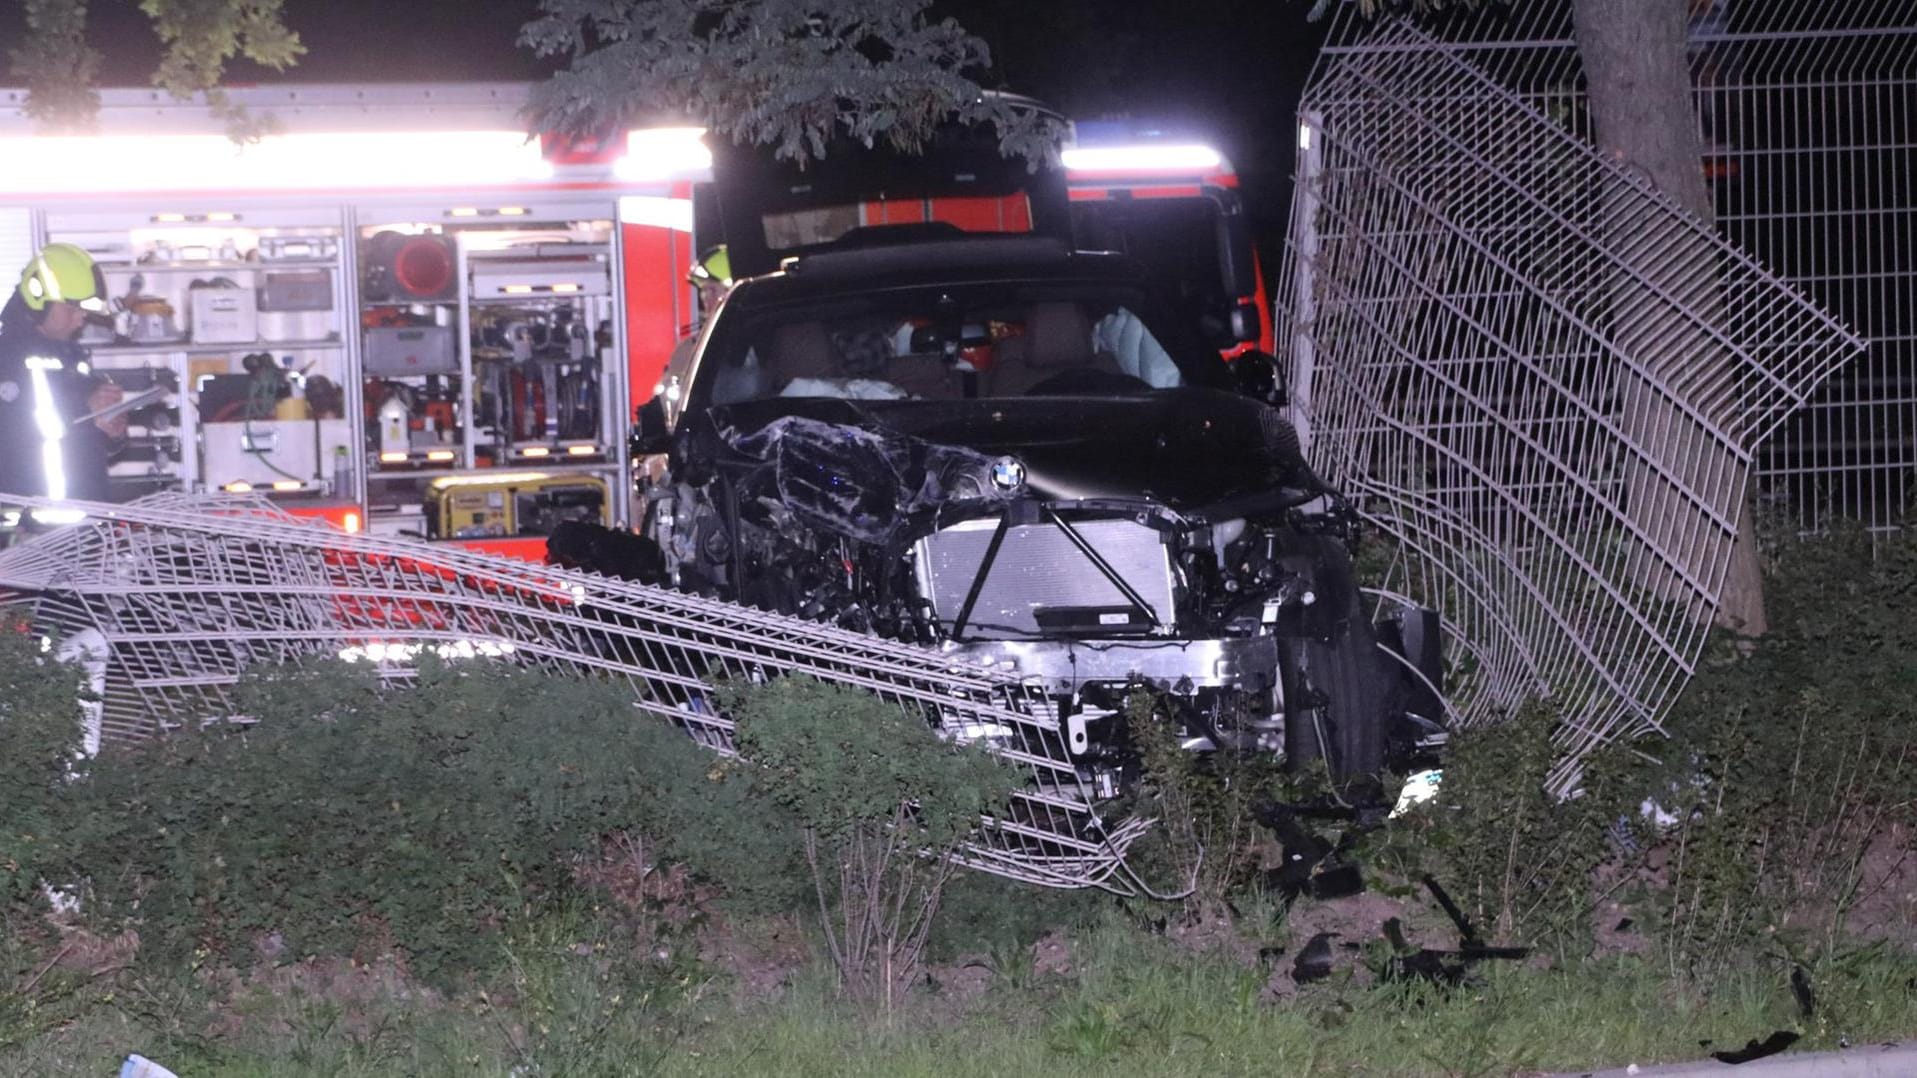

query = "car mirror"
[1228,300,1263,344]
[630,397,674,457]
[1232,349,1287,407]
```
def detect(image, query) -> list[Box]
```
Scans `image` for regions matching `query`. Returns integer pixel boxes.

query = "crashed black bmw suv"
[589,234,1441,784]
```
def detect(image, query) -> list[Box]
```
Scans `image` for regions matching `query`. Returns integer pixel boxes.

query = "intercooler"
[912,516,1177,638]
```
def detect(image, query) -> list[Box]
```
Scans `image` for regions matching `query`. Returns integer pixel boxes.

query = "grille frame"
[912,511,1181,640]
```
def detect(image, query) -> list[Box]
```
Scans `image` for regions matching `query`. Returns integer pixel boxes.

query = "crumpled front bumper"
[938,634,1280,695]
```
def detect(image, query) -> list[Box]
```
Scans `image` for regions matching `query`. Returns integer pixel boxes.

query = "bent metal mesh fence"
[1279,15,1866,787]
[1310,0,1917,535]
[0,493,1152,894]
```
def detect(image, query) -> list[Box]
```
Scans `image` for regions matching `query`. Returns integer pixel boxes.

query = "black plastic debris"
[1293,932,1338,984]
[1707,964,1814,1065]
[1358,877,1531,990]
[1252,814,1529,990]
[1256,802,1367,902]
[1310,861,1366,900]
[1381,917,1470,987]
[1711,1031,1801,1065]
[1430,879,1529,965]
[1422,874,1483,947]
[1790,964,1816,1018]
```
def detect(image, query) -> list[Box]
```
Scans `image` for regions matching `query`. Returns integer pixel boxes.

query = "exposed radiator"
[913,517,1176,638]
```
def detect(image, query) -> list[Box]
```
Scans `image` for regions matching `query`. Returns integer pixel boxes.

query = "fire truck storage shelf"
[9,197,637,546]
[0,81,1265,558]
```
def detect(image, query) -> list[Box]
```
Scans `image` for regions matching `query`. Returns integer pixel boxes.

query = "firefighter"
[0,243,126,506]
[654,245,735,405]
[686,244,733,319]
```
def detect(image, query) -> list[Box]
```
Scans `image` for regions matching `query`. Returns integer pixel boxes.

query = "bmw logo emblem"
[990,456,1026,491]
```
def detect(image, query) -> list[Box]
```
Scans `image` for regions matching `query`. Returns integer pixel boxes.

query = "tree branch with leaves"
[7,0,303,137]
[519,0,1061,166]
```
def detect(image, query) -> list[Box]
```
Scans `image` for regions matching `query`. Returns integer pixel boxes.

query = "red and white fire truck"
[0,82,1268,561]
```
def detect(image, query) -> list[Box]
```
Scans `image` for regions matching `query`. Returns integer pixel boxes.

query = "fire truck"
[0,82,1268,561]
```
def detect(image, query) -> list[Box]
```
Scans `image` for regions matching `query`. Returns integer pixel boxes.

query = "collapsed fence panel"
[1279,16,1865,787]
[0,493,1151,894]
[1308,0,1917,534]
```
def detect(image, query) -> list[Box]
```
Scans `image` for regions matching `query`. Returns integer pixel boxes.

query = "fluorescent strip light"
[0,131,554,195]
[567,445,595,456]
[1061,144,1223,174]
[429,471,550,488]
[617,195,694,232]
[521,446,551,458]
[224,481,254,493]
[426,450,455,462]
[613,127,711,182]
[271,480,304,491]
[378,451,409,463]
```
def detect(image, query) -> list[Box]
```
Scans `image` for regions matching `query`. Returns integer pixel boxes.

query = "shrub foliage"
[0,615,87,909]
[724,675,1018,1008]
[1,646,808,985]
[1646,523,1917,971]
[5,518,1915,1010]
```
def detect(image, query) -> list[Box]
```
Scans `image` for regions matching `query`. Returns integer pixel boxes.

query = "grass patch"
[9,909,1914,1077]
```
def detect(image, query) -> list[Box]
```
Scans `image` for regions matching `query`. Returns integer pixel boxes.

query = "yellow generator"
[424,472,609,540]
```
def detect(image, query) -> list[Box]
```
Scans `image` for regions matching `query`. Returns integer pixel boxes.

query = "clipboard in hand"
[71,384,170,427]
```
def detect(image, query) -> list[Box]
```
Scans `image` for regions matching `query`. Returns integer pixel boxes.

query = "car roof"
[716,237,1151,310]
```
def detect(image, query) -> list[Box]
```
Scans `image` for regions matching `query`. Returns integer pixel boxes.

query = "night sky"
[0,0,1330,244]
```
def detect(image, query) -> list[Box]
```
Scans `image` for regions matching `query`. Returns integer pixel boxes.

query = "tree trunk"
[1573,0,1768,636]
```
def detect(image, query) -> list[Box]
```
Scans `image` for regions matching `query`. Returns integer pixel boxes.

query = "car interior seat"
[985,301,1106,396]
[764,321,839,393]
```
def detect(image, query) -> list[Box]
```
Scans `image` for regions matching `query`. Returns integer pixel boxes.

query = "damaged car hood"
[720,415,1018,546]
[700,387,1303,514]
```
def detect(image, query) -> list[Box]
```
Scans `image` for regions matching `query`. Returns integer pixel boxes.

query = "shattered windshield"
[696,282,1213,406]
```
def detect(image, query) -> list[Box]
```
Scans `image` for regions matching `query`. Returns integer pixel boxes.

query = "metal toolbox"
[201,418,351,491]
[259,270,332,311]
[258,235,339,262]
[363,325,456,375]
[188,286,258,344]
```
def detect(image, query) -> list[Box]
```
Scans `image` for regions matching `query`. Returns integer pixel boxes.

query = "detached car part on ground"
[559,236,1446,794]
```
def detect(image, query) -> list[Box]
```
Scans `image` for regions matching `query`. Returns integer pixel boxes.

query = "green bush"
[925,869,1100,963]
[42,657,804,986]
[1121,689,1283,921]
[724,676,1019,1008]
[0,615,87,909]
[1378,523,1917,971]
[1383,703,1639,956]
[1645,522,1917,971]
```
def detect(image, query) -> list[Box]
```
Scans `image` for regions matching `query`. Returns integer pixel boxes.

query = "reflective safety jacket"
[0,296,113,503]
